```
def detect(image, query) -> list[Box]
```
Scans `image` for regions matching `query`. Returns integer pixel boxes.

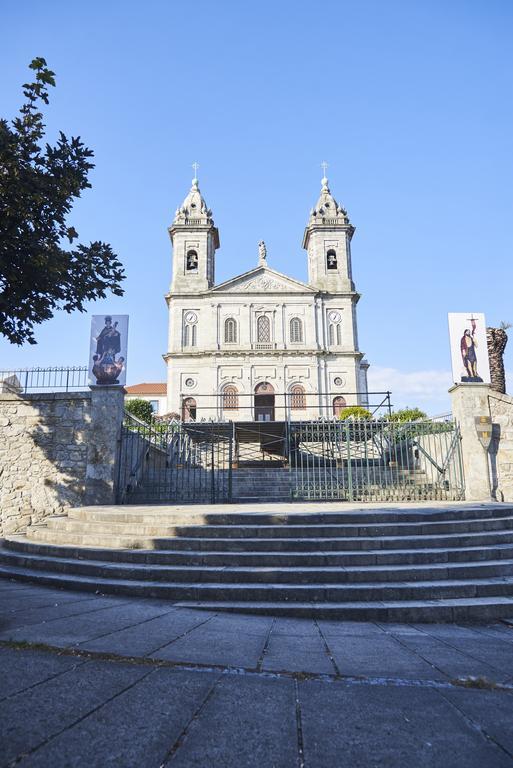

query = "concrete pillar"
[84,386,125,504]
[449,383,492,502]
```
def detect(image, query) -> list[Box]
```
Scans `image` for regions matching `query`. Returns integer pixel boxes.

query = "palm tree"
[486,322,510,394]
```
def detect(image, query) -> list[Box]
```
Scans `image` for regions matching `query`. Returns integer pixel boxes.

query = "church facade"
[164,173,369,421]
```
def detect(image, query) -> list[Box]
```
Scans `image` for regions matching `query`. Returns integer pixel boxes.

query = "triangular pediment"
[211,266,315,294]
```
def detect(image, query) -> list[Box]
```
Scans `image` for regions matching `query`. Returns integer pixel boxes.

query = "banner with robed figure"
[448,312,490,385]
[89,314,129,386]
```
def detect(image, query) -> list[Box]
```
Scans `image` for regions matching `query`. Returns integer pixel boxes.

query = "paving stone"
[0,647,83,700]
[420,633,513,679]
[0,596,128,633]
[262,633,336,674]
[326,635,446,680]
[18,667,219,768]
[202,614,274,637]
[0,602,172,646]
[299,679,513,767]
[79,610,213,656]
[0,658,148,765]
[319,619,387,636]
[154,628,266,668]
[441,687,513,755]
[271,617,319,636]
[470,624,513,644]
[397,635,509,683]
[167,674,298,767]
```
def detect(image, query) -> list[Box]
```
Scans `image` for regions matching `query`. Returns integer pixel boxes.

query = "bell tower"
[168,170,220,294]
[302,167,355,293]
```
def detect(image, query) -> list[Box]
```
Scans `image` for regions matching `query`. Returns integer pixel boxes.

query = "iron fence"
[0,367,89,394]
[174,390,393,422]
[288,419,464,502]
[116,412,464,504]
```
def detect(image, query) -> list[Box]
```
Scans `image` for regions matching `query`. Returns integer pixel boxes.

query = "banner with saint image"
[89,314,129,386]
[448,312,490,385]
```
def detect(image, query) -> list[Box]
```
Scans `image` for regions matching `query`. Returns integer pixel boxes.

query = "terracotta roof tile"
[125,383,167,395]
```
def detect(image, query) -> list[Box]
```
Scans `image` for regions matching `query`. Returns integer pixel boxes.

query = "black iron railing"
[0,367,89,394]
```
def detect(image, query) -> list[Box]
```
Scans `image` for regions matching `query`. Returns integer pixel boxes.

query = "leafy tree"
[0,58,124,345]
[125,398,154,424]
[386,407,427,423]
[339,406,372,420]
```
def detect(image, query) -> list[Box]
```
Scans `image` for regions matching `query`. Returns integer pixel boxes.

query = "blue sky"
[2,0,512,414]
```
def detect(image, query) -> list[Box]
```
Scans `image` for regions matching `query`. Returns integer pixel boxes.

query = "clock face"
[329,311,341,323]
[185,311,197,324]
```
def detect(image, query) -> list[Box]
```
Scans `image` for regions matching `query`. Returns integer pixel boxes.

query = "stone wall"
[488,391,513,502]
[450,383,513,502]
[0,387,124,536]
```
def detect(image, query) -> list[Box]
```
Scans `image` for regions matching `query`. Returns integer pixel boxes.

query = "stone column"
[449,383,493,502]
[84,386,125,505]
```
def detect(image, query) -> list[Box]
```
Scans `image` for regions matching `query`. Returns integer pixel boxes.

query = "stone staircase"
[2,503,513,621]
[231,468,291,501]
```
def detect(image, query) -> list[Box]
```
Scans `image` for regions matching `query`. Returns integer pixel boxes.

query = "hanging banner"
[89,314,129,386]
[448,312,490,384]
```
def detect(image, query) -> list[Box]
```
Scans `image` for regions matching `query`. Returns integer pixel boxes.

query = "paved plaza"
[0,580,512,766]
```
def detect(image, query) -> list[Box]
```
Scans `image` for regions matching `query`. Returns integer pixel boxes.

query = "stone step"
[66,505,513,526]
[1,561,513,603]
[2,547,513,584]
[173,597,513,622]
[25,526,513,551]
[41,515,513,539]
[7,536,513,567]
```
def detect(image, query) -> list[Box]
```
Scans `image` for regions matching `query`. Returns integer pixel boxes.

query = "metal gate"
[116,414,232,504]
[288,419,465,502]
[117,415,465,504]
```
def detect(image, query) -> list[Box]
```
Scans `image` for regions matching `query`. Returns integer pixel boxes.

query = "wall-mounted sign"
[89,314,129,386]
[448,312,490,385]
[475,415,493,451]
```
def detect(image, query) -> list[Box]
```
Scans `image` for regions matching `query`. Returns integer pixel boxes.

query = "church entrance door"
[254,382,275,421]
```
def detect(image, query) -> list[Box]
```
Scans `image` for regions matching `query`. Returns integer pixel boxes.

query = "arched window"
[333,396,346,417]
[326,249,338,270]
[290,317,303,344]
[182,397,197,421]
[224,318,237,344]
[223,385,238,411]
[186,249,198,272]
[290,384,306,410]
[257,315,270,343]
[183,320,197,347]
[329,323,341,346]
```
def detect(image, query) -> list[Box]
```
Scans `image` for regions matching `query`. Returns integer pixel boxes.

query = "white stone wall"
[450,383,513,502]
[489,391,513,502]
[0,388,124,535]
[165,283,365,418]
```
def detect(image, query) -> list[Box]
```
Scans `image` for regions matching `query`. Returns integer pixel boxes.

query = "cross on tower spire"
[192,161,199,181]
[321,160,328,180]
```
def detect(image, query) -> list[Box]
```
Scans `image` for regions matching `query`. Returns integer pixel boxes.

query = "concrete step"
[7,537,513,567]
[25,526,513,551]
[1,560,513,604]
[41,515,513,539]
[173,597,513,622]
[2,547,513,584]
[66,505,513,525]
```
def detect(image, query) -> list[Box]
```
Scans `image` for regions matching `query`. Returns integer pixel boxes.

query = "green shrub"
[386,407,427,423]
[125,398,154,424]
[339,406,373,421]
